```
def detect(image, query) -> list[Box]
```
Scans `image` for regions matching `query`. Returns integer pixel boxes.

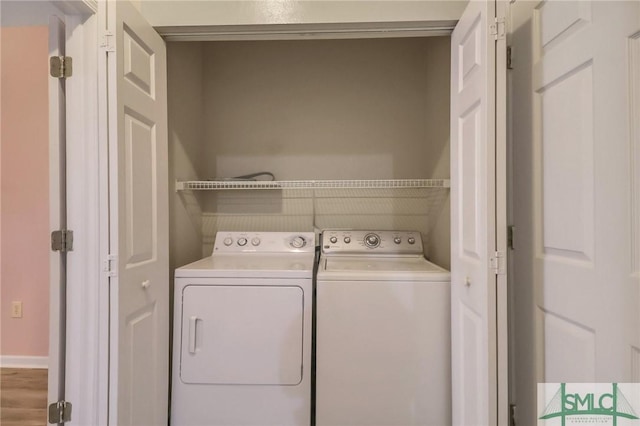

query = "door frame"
[50,1,110,425]
[60,1,511,424]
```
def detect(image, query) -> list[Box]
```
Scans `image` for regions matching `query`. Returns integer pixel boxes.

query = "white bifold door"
[510,1,640,422]
[450,0,508,425]
[101,0,169,424]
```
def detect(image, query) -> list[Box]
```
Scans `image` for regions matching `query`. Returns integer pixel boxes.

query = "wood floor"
[0,368,48,426]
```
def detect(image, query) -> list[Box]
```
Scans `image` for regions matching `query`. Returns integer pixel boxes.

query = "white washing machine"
[171,231,315,426]
[315,230,451,426]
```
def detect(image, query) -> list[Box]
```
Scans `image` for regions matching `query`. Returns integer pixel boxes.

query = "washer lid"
[175,253,315,279]
[319,256,450,281]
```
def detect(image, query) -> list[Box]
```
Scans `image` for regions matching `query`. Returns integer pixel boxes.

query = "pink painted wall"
[1,26,50,357]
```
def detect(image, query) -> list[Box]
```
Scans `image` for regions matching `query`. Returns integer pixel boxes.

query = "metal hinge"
[51,230,74,252]
[490,251,506,275]
[490,17,507,40]
[48,400,72,424]
[507,46,513,69]
[103,254,117,277]
[507,225,515,249]
[100,31,115,52]
[50,56,72,78]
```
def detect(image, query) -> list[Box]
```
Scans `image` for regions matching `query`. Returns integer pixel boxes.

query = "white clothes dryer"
[315,230,451,426]
[171,231,315,426]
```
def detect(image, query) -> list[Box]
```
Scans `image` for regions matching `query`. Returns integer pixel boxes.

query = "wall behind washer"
[202,37,450,181]
[167,37,451,268]
[203,37,451,267]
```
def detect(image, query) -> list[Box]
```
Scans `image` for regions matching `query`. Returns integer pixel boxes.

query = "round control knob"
[291,236,307,248]
[223,237,233,246]
[364,233,380,248]
[394,237,402,244]
[291,236,306,249]
[329,236,338,244]
[237,237,248,246]
[251,237,261,246]
[408,237,416,245]
[344,236,351,244]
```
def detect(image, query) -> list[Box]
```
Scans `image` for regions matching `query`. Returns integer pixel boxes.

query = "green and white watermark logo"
[538,383,640,425]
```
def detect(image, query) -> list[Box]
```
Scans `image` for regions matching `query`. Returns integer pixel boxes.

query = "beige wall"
[168,36,451,267]
[203,37,449,181]
[168,42,207,272]
[0,26,50,358]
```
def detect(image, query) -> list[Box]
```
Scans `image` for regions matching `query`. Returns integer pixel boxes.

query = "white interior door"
[102,0,169,424]
[511,0,640,422]
[450,0,508,424]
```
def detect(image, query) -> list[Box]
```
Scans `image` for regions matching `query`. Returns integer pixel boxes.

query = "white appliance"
[315,230,451,426]
[171,231,315,426]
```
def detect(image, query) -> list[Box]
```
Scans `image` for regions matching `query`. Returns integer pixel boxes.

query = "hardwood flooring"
[0,368,48,426]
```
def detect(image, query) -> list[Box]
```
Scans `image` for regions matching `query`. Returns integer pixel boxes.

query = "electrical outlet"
[11,301,22,318]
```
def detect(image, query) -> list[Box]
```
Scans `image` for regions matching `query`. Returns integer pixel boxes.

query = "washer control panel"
[213,232,315,254]
[321,230,423,255]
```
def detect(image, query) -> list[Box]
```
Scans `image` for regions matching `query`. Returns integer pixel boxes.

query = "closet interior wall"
[168,36,451,272]
[168,42,206,275]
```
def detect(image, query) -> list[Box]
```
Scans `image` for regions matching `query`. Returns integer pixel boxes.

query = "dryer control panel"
[321,230,424,256]
[213,232,315,254]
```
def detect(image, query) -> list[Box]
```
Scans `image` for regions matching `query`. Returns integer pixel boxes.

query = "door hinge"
[490,251,506,275]
[103,254,117,277]
[50,56,72,78]
[507,46,513,69]
[100,31,115,52]
[48,400,72,424]
[507,225,515,249]
[490,17,507,40]
[51,230,74,252]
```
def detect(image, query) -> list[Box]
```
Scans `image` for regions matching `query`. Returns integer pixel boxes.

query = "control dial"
[237,237,248,246]
[394,237,402,244]
[344,236,351,244]
[408,237,416,245]
[364,233,381,248]
[223,237,233,246]
[290,236,307,249]
[251,237,261,246]
[329,236,338,244]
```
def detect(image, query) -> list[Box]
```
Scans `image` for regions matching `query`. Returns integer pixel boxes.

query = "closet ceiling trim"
[156,21,456,41]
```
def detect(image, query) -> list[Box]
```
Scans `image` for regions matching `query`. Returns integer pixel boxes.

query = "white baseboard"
[0,355,48,369]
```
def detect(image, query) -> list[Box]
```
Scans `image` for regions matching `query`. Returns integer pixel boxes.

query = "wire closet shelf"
[175,179,451,191]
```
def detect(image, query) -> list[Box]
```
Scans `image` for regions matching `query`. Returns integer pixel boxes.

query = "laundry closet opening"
[167,36,452,275]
